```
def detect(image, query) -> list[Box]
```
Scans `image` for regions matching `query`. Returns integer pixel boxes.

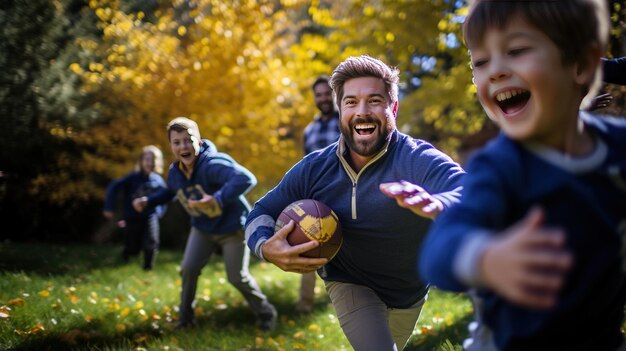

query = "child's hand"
[379,180,443,219]
[585,92,613,111]
[480,207,572,309]
[103,210,114,220]
[132,196,148,213]
[188,193,222,217]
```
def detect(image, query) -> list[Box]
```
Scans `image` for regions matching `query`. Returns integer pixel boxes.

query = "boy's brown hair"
[167,116,201,142]
[463,0,609,108]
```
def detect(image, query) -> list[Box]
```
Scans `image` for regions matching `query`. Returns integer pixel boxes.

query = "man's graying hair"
[329,55,400,109]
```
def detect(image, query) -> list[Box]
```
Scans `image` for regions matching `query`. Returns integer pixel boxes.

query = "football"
[275,199,343,260]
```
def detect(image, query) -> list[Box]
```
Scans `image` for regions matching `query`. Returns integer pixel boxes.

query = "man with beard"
[303,75,341,155]
[245,55,465,351]
[297,75,341,314]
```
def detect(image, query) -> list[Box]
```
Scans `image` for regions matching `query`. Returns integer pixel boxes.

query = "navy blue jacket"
[103,171,167,220]
[420,113,626,350]
[147,140,256,234]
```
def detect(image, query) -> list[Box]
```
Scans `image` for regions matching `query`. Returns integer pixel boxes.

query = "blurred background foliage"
[1,0,625,244]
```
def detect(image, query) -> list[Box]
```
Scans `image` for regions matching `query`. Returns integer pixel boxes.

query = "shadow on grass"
[0,242,182,276]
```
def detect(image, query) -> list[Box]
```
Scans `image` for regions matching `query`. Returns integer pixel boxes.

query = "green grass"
[0,242,471,350]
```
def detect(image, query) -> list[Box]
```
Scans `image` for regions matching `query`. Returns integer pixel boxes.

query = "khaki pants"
[325,281,426,351]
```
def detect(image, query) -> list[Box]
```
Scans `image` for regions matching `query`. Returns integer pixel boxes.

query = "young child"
[103,145,167,270]
[133,117,277,331]
[416,1,626,350]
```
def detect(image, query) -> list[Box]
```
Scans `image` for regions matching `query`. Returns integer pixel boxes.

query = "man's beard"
[340,116,394,157]
[317,101,334,115]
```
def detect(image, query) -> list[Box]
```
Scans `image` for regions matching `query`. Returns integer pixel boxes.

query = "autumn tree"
[72,0,332,203]
[0,0,109,241]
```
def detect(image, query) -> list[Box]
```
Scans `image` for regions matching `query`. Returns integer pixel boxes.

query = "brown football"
[275,199,343,260]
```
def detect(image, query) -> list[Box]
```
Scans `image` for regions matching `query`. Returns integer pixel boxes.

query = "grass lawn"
[0,242,472,350]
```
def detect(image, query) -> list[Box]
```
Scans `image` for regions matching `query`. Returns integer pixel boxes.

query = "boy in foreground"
[134,117,277,331]
[412,1,625,350]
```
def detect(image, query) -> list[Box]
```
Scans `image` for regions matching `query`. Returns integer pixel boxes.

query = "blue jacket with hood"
[147,140,256,234]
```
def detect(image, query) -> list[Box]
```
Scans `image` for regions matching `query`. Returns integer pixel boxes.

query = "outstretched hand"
[586,92,613,111]
[380,180,443,219]
[262,220,328,274]
[480,207,572,309]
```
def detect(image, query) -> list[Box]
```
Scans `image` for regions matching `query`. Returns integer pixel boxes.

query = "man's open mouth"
[355,123,376,135]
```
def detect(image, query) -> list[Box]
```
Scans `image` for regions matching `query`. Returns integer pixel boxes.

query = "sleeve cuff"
[453,231,493,288]
[254,239,268,261]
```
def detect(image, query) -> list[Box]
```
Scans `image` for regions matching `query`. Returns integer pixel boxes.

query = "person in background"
[602,56,626,85]
[133,117,277,331]
[245,55,465,351]
[586,56,626,111]
[297,75,341,314]
[103,145,167,271]
[415,1,626,350]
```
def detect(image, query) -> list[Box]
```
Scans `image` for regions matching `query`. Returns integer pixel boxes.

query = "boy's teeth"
[496,89,523,102]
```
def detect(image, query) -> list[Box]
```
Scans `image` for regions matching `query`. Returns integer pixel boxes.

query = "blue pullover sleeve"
[418,148,513,292]
[146,185,176,208]
[408,139,466,209]
[103,173,131,212]
[203,157,257,209]
[245,160,309,259]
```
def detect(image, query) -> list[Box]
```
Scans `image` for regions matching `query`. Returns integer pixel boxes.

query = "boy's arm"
[204,158,256,209]
[419,155,572,308]
[477,207,571,308]
[103,174,130,217]
[133,186,175,213]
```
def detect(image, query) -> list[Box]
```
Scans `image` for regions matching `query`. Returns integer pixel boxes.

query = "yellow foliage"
[51,0,490,207]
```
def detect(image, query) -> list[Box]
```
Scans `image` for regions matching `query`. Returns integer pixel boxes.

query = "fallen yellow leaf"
[7,298,25,306]
[119,307,130,318]
[255,336,264,347]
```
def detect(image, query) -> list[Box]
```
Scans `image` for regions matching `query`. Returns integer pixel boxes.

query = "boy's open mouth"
[495,88,530,115]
